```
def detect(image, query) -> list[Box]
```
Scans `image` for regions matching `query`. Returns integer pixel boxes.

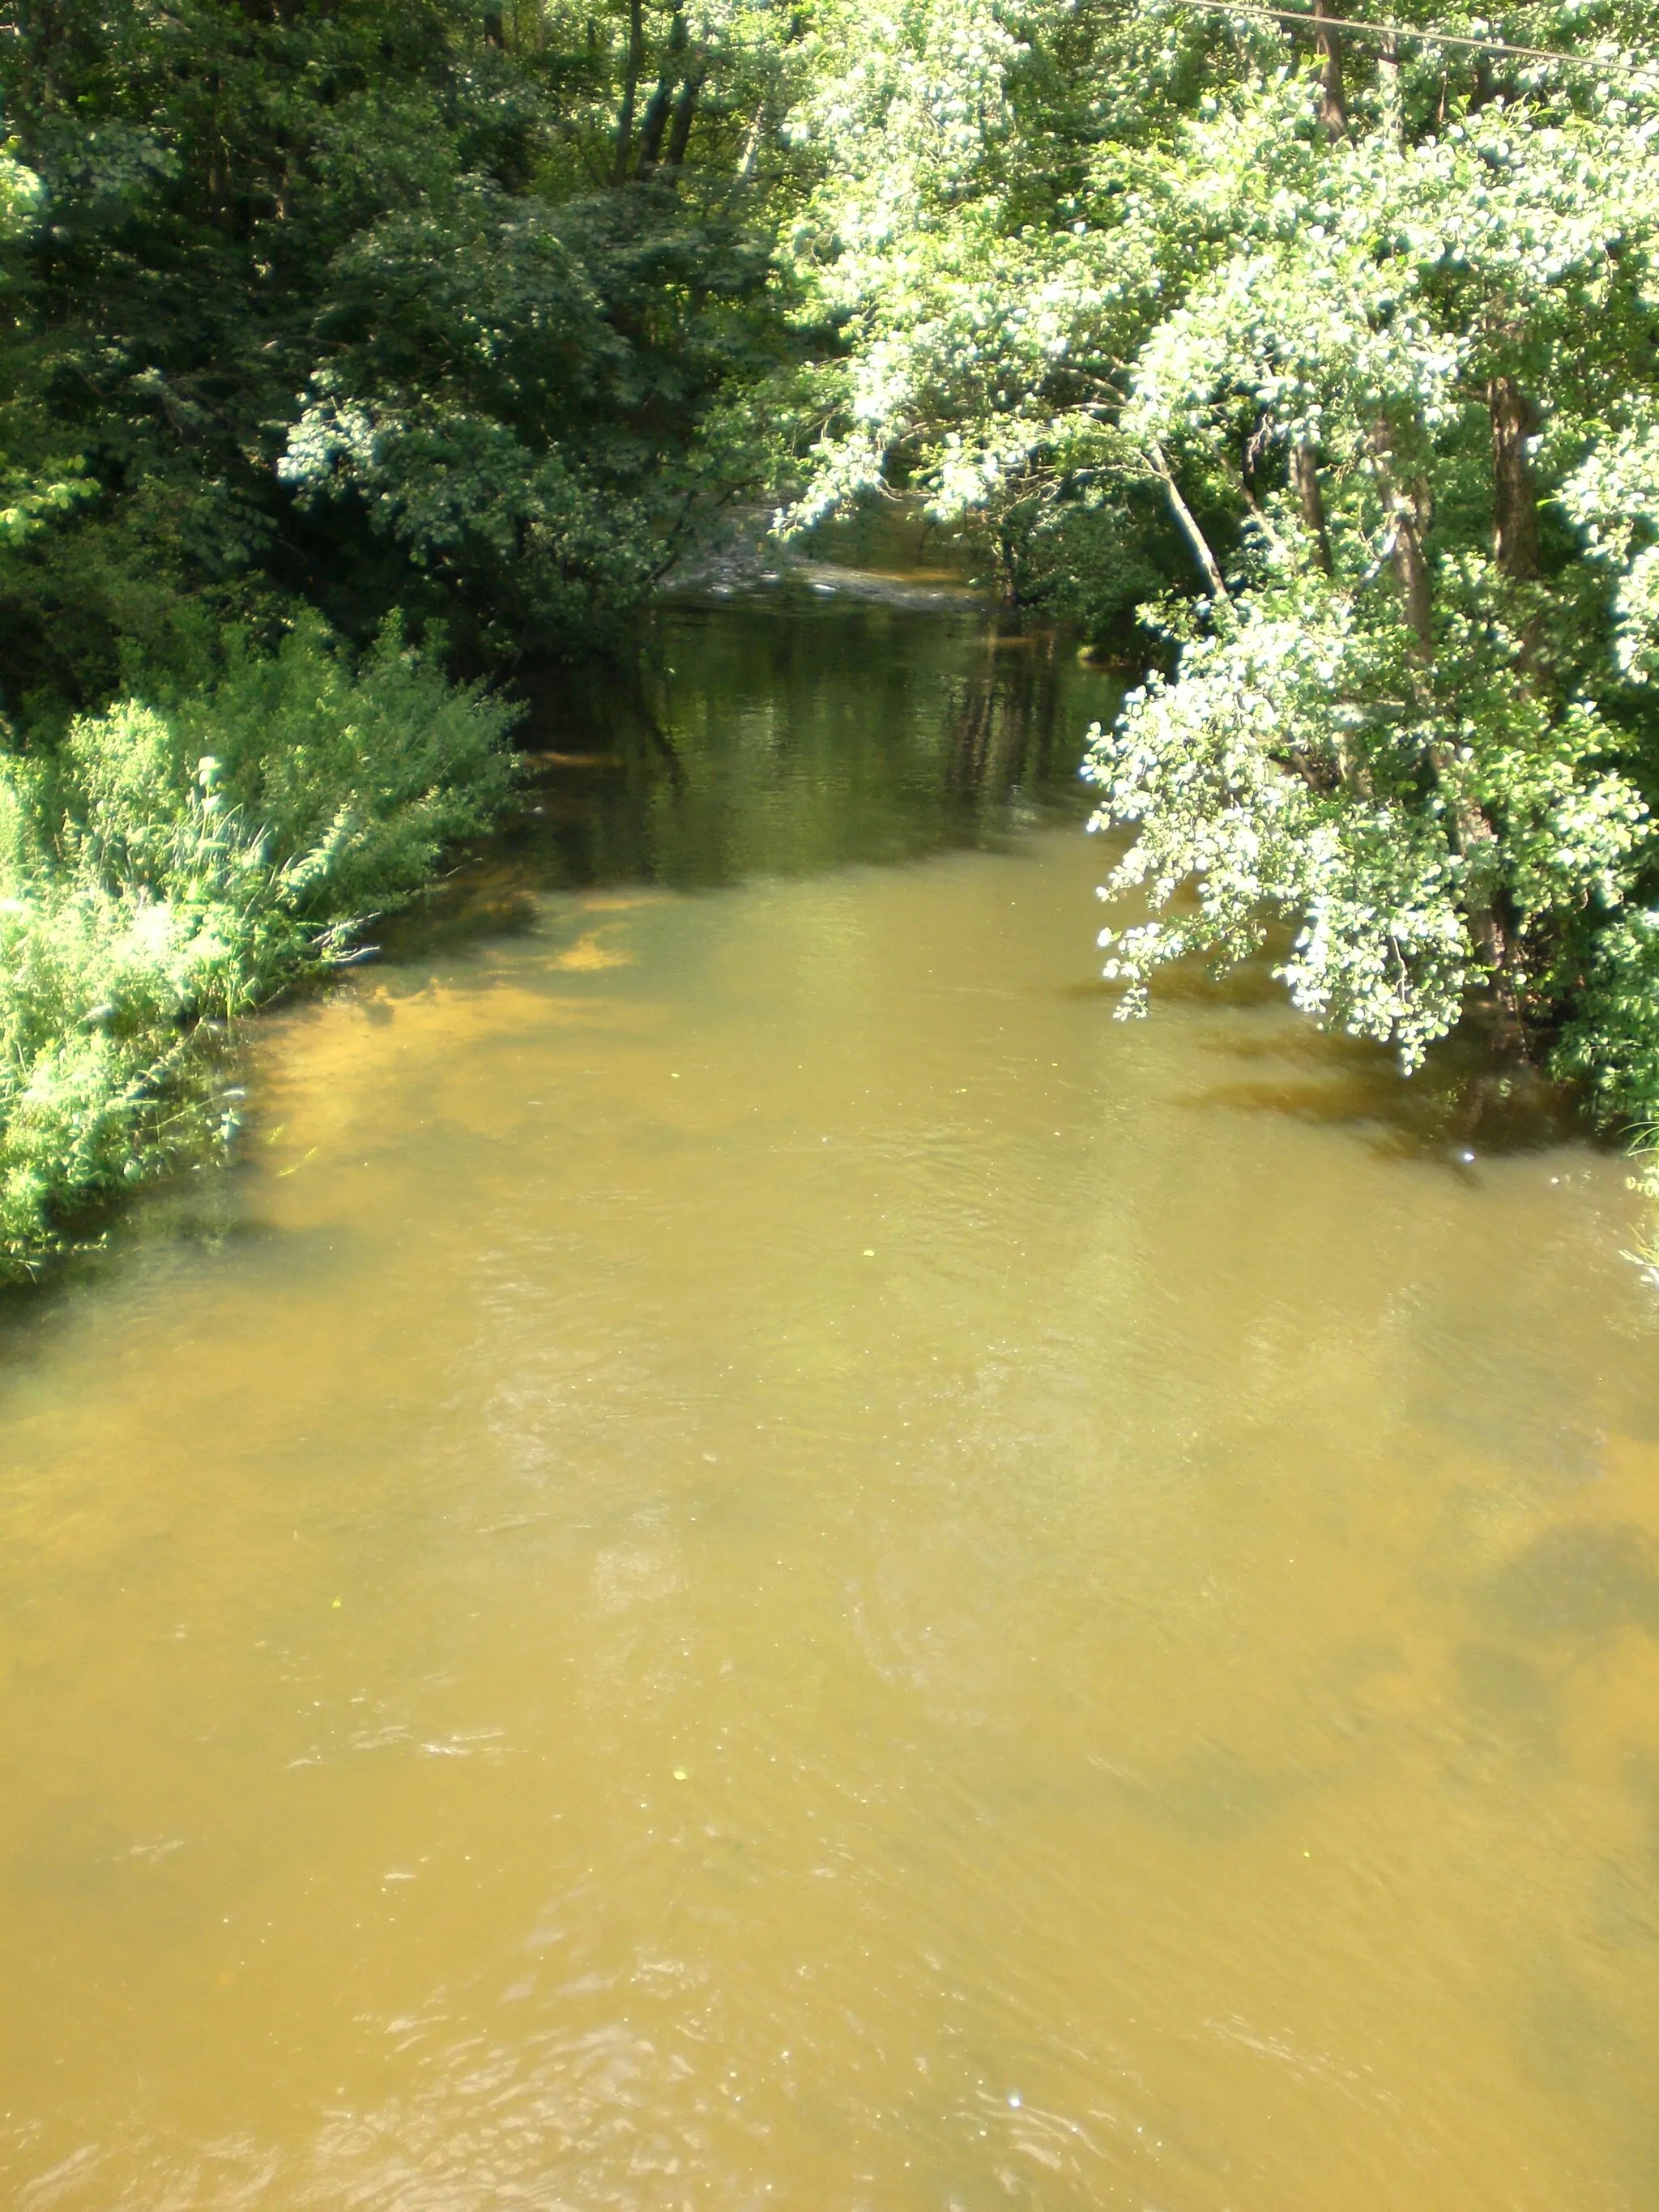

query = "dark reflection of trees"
[511,650,680,772]
[412,599,1124,925]
[941,628,1073,814]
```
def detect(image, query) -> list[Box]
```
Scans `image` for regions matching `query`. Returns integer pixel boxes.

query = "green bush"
[0,619,516,1277]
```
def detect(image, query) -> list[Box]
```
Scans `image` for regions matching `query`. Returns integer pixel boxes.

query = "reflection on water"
[2,583,1659,2212]
[494,592,1107,902]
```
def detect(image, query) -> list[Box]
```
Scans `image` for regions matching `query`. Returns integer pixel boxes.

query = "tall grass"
[0,619,516,1277]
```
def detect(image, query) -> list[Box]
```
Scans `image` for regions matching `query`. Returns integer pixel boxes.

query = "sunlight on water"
[3,586,1658,2211]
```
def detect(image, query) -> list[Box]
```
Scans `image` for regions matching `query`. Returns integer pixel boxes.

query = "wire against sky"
[1160,0,1653,77]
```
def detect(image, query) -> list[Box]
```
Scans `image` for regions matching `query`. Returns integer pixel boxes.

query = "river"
[3,569,1659,2211]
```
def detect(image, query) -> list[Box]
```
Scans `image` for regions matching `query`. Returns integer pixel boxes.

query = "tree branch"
[1145,443,1226,598]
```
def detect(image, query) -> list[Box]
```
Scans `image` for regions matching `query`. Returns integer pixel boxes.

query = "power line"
[1160,0,1652,78]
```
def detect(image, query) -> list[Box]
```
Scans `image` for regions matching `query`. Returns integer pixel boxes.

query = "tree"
[782,0,1659,1153]
[0,0,816,706]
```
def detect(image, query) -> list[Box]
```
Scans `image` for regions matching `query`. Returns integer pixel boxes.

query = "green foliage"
[1087,576,1648,1067]
[0,0,817,703]
[1561,428,1659,686]
[1079,77,1659,1120]
[278,177,781,654]
[782,0,1659,1175]
[16,0,1659,1267]
[0,140,90,559]
[0,623,515,1276]
[0,0,828,1279]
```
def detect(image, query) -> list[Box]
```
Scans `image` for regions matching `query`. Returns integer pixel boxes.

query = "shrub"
[0,619,516,1276]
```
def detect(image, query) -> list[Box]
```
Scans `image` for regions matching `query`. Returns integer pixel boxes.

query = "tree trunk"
[1487,374,1542,584]
[1370,426,1435,658]
[611,0,646,186]
[633,11,687,177]
[1289,441,1333,573]
[1378,30,1402,145]
[1489,373,1546,679]
[633,78,675,174]
[735,96,766,181]
[1371,419,1515,1001]
[1311,0,1346,138]
[1147,444,1226,599]
[664,64,705,168]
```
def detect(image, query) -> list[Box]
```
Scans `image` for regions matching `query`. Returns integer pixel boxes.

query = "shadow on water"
[0,1165,285,1350]
[1486,1521,1659,1644]
[1081,916,1597,1166]
[1077,938,1594,1170]
[1183,1025,1590,1167]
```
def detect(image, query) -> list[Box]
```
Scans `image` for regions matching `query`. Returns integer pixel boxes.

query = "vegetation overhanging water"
[6,0,1659,1275]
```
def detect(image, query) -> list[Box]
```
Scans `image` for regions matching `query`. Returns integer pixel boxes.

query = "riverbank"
[0,621,515,1282]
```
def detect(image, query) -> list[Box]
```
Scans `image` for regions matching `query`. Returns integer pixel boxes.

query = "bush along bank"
[0,620,517,1281]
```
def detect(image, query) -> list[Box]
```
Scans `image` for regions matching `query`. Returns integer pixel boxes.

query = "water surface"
[3,583,1659,2211]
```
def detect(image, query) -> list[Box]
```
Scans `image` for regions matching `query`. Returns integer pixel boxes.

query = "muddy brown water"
[3,582,1659,2211]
